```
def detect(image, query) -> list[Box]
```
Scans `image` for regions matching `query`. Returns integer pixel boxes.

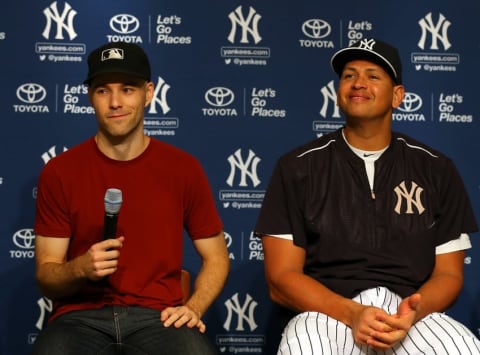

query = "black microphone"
[103,188,122,240]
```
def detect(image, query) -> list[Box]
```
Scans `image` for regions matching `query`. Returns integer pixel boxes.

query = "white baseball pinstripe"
[276,287,480,354]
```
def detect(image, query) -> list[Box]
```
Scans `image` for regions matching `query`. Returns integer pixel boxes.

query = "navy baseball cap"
[84,42,151,85]
[330,38,402,84]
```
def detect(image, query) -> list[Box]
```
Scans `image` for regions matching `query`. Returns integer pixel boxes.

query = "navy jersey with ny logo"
[255,129,477,298]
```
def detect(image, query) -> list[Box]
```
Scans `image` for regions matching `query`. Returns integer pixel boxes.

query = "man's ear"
[145,81,154,107]
[392,84,405,109]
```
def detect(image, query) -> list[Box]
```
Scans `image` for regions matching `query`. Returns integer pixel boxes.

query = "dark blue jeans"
[31,306,218,355]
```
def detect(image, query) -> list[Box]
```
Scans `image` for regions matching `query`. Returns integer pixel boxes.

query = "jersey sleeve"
[434,158,478,245]
[255,157,308,248]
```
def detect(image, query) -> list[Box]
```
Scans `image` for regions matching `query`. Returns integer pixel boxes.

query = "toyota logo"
[205,87,235,107]
[302,19,331,39]
[398,92,423,112]
[16,83,47,104]
[110,14,140,34]
[13,229,36,249]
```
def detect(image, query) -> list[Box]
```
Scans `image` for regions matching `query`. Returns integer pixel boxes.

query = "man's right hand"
[82,236,125,281]
[350,305,396,349]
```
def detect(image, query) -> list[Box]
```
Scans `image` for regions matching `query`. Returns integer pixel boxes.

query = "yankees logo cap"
[330,38,402,84]
[84,42,151,85]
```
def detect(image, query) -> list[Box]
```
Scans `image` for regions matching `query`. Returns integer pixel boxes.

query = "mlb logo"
[101,48,124,61]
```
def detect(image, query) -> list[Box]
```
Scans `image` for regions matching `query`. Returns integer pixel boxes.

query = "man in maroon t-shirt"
[33,42,230,355]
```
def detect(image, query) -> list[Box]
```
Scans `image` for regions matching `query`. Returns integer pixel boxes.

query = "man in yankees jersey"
[255,38,480,354]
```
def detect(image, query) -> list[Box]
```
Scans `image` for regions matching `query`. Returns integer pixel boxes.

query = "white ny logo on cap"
[357,38,376,50]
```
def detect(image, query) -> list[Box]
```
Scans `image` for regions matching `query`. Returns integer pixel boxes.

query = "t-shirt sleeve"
[436,233,472,254]
[34,161,71,238]
[183,159,223,239]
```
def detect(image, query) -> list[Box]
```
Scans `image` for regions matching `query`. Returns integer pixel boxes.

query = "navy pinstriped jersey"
[255,128,477,299]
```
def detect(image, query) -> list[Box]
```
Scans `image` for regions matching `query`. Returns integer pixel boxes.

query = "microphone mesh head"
[104,188,122,214]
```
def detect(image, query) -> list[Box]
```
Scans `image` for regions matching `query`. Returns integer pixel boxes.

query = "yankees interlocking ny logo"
[223,293,258,331]
[418,12,451,50]
[358,38,376,50]
[227,6,262,44]
[226,148,261,187]
[393,180,425,215]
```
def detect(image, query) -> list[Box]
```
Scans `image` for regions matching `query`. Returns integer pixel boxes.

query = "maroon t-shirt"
[35,137,223,321]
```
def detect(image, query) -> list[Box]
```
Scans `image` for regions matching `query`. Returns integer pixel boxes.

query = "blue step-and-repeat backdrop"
[1,1,479,354]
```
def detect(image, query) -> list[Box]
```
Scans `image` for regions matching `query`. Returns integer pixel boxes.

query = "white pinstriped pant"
[277,287,480,355]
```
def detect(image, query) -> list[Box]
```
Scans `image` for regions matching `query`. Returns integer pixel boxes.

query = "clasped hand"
[351,293,421,350]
